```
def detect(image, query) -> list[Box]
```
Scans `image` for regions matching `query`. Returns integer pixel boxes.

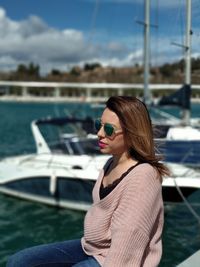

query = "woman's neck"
[112,152,137,168]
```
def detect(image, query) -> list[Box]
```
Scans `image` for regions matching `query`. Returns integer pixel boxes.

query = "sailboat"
[143,0,200,168]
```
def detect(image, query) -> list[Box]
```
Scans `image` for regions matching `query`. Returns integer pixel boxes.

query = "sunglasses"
[94,119,122,137]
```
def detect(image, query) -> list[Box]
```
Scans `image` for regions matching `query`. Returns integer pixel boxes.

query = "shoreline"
[0,96,106,103]
[0,95,200,104]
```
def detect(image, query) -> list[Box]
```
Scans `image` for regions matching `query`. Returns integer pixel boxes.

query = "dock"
[0,81,200,103]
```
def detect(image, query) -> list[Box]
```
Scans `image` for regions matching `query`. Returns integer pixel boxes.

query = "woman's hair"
[106,96,170,178]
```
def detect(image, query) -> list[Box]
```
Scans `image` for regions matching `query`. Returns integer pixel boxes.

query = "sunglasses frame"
[94,118,122,137]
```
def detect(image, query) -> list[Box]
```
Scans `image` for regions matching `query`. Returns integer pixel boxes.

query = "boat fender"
[50,173,57,196]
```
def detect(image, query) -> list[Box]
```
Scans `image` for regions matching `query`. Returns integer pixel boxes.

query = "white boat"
[0,116,200,211]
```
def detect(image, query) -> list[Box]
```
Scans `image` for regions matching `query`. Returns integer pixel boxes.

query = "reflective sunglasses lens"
[94,119,101,132]
[104,123,114,136]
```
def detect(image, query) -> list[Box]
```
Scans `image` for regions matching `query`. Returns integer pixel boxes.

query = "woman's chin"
[99,147,109,154]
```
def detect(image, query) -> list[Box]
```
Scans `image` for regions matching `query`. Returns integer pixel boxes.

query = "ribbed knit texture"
[81,163,164,267]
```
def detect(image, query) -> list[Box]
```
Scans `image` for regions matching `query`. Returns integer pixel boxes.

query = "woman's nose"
[97,125,105,137]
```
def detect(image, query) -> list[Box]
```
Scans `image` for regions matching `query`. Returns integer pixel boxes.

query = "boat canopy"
[35,116,95,135]
[158,84,191,110]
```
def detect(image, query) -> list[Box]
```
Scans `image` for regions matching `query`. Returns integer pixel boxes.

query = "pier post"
[118,88,123,95]
[54,87,60,98]
[86,88,91,102]
[6,86,10,95]
[22,87,28,97]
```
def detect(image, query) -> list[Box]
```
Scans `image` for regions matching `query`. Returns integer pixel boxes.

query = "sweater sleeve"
[103,164,163,267]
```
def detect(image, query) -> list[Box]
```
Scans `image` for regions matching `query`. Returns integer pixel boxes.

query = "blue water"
[0,101,200,267]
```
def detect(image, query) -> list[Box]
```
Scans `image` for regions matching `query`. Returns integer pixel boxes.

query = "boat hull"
[0,175,200,210]
[0,176,95,211]
[0,154,200,210]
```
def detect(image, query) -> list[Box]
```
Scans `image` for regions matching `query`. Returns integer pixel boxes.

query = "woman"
[7,96,169,267]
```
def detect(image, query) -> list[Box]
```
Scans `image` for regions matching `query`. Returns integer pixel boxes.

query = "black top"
[100,161,140,199]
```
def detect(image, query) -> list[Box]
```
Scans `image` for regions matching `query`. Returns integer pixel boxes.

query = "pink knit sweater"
[81,163,164,267]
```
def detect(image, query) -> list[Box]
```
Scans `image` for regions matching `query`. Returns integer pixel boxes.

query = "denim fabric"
[6,239,101,267]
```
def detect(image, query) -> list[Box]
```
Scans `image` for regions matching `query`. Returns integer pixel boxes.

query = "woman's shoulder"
[136,162,156,172]
[131,162,154,172]
[129,163,160,184]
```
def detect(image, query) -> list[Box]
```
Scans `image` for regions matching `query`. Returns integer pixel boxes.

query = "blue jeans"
[6,239,101,267]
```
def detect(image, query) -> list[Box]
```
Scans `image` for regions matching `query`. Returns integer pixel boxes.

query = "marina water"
[0,101,200,267]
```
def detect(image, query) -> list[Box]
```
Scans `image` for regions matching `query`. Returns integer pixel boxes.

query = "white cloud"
[0,7,103,74]
[0,6,142,74]
[0,2,199,75]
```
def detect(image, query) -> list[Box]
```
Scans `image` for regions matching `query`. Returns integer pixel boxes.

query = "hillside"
[0,58,200,84]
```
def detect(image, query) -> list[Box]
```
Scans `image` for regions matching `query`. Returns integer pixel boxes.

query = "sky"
[0,0,200,75]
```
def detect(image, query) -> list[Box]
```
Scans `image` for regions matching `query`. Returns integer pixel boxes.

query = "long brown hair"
[106,96,170,178]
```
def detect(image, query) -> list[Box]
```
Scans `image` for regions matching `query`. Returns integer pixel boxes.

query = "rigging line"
[192,0,200,40]
[88,0,100,45]
[178,0,186,60]
[151,0,159,69]
[173,178,200,225]
[154,0,159,67]
[134,2,143,67]
[168,0,184,57]
[180,0,185,60]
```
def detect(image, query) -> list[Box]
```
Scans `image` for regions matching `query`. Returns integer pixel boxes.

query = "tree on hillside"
[70,66,81,76]
[28,62,40,77]
[159,63,172,77]
[84,63,101,71]
[51,69,61,76]
[15,63,40,80]
[192,57,200,71]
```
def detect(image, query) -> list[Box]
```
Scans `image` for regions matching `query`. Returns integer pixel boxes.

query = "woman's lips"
[98,141,107,149]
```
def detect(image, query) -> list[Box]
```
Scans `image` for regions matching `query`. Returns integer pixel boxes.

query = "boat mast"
[185,0,192,85]
[143,0,152,105]
[183,0,192,125]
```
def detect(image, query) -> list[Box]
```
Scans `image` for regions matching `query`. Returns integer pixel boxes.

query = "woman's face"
[97,108,127,155]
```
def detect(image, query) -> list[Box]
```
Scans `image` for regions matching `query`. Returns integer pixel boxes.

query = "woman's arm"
[103,164,163,267]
